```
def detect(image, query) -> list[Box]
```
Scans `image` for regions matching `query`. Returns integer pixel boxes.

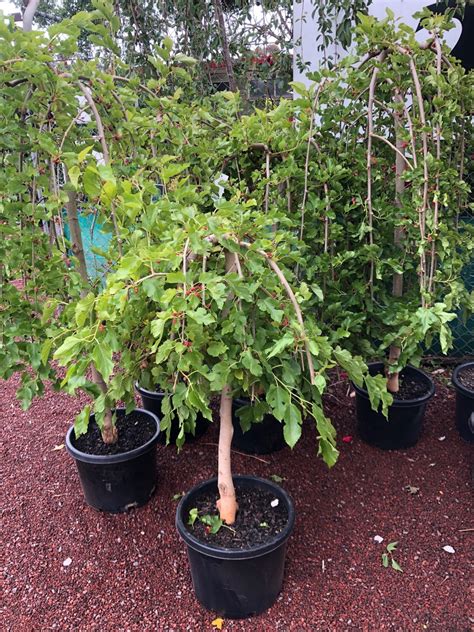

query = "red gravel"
[1,368,472,631]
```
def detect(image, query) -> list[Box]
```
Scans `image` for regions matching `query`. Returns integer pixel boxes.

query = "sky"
[0,1,16,14]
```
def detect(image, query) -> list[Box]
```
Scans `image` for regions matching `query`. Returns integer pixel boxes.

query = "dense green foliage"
[0,3,472,464]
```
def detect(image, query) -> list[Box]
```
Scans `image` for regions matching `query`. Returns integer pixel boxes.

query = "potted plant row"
[1,2,473,620]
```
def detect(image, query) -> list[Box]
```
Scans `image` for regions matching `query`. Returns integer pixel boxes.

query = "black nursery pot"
[135,383,208,444]
[232,398,286,455]
[66,408,160,513]
[176,475,295,619]
[452,362,474,443]
[353,363,435,450]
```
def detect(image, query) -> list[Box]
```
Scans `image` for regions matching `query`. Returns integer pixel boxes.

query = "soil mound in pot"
[186,486,288,549]
[72,410,156,456]
[456,365,474,391]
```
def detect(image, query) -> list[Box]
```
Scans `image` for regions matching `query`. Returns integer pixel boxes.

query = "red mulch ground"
[1,368,472,631]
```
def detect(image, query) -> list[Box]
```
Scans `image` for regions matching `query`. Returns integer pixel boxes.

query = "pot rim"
[452,361,474,398]
[176,475,295,560]
[134,381,166,398]
[353,362,435,407]
[66,407,160,465]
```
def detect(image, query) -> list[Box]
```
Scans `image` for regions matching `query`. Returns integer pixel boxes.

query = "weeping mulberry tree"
[288,9,473,397]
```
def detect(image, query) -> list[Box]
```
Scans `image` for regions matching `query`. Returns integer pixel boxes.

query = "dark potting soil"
[457,365,474,392]
[72,411,156,456]
[186,485,289,549]
[391,374,430,400]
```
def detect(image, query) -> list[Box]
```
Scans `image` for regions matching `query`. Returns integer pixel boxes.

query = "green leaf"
[68,165,81,189]
[386,541,398,552]
[54,336,83,364]
[391,559,403,572]
[364,374,393,419]
[92,342,114,381]
[77,145,94,163]
[207,341,228,357]
[40,339,53,366]
[266,333,294,359]
[290,81,308,96]
[382,553,389,568]
[75,292,95,327]
[188,507,199,527]
[241,349,263,377]
[270,474,285,483]
[200,513,223,534]
[74,405,90,438]
[283,403,301,448]
[161,162,190,184]
[83,166,101,198]
[312,403,338,467]
[150,318,166,341]
[314,374,326,395]
[41,299,58,325]
[188,308,215,325]
[266,384,290,421]
[174,53,197,66]
[334,347,365,387]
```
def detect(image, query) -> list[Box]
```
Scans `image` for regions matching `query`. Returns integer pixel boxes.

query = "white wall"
[293,0,462,84]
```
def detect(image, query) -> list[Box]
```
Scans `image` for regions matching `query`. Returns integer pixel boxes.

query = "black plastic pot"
[66,408,160,513]
[353,363,435,450]
[232,398,286,455]
[452,362,474,443]
[176,475,295,619]
[135,383,208,444]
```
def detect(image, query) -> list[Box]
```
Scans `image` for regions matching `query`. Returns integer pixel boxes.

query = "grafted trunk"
[65,189,88,282]
[216,384,238,524]
[386,345,401,393]
[91,366,118,444]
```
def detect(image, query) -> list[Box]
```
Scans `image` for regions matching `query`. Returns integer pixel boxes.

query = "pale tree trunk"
[23,0,41,32]
[212,0,237,92]
[64,174,117,444]
[387,91,406,394]
[65,189,89,282]
[216,249,240,524]
[216,385,237,524]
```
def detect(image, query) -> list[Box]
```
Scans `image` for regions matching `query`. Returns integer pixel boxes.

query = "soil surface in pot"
[186,486,288,548]
[73,411,156,456]
[457,365,474,391]
[2,366,472,630]
[377,369,430,400]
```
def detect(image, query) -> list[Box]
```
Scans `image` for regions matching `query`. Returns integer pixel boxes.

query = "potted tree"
[0,5,238,510]
[290,10,473,449]
[64,198,369,617]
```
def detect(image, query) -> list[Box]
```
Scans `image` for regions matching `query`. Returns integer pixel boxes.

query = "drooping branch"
[212,0,237,92]
[427,35,442,295]
[366,51,387,297]
[387,89,407,394]
[369,133,414,170]
[78,81,110,163]
[406,56,429,300]
[78,81,122,257]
